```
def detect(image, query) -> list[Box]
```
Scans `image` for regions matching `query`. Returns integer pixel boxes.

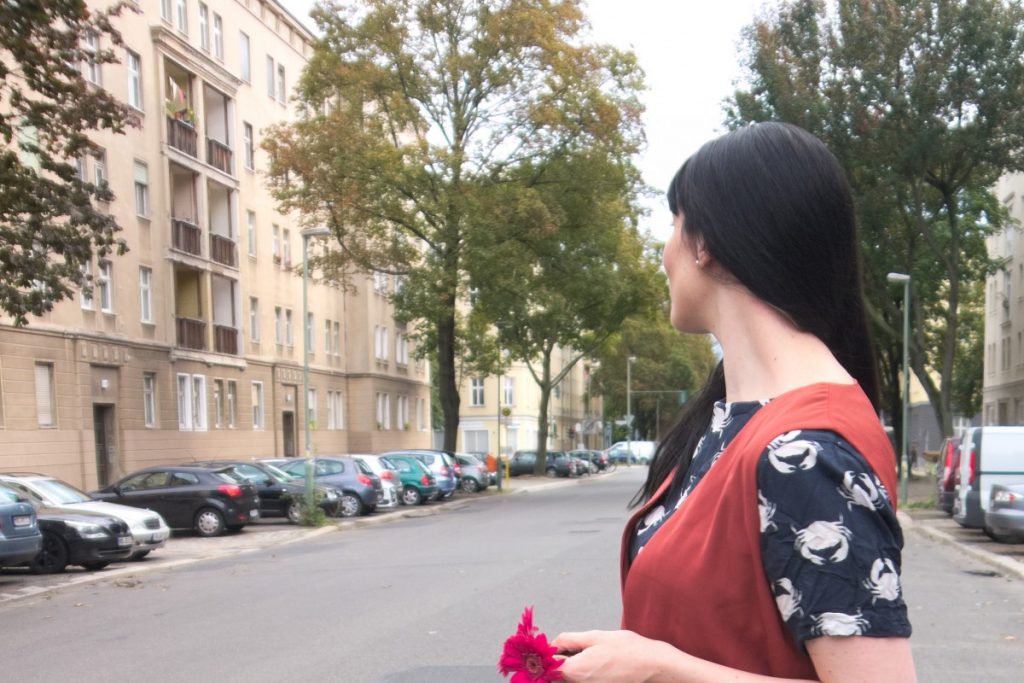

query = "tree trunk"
[534,347,553,475]
[437,308,460,452]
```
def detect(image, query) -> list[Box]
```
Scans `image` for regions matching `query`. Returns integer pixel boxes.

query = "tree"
[728,0,1024,437]
[263,0,644,451]
[467,149,661,473]
[0,0,136,325]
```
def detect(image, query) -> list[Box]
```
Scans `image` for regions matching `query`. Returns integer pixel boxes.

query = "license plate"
[12,515,31,527]
[250,509,260,519]
[117,536,133,547]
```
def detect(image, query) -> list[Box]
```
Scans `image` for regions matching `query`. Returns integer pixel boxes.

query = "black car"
[508,451,538,477]
[193,460,341,522]
[92,466,260,537]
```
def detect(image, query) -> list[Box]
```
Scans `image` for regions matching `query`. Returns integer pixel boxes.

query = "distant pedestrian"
[553,122,916,681]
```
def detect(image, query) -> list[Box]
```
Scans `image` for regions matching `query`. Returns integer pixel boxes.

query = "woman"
[553,122,916,682]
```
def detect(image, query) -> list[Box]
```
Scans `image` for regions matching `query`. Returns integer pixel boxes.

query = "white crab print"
[758,490,777,532]
[710,403,733,434]
[812,611,870,636]
[638,504,665,535]
[773,578,803,621]
[837,471,889,511]
[693,434,706,457]
[863,557,901,603]
[793,517,853,565]
[673,483,693,511]
[709,447,726,467]
[766,431,821,474]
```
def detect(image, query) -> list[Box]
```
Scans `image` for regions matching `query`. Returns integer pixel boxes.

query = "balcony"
[167,117,198,158]
[210,233,237,267]
[171,219,202,257]
[207,138,233,175]
[214,325,238,355]
[176,316,207,351]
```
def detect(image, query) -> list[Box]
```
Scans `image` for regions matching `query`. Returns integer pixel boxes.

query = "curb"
[898,510,1024,581]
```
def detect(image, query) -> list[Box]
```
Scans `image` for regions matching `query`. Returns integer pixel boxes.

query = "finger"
[551,630,604,653]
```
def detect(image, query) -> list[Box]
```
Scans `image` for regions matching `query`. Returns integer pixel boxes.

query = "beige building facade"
[0,0,431,490]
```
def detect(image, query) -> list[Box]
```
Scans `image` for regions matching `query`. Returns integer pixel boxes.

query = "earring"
[695,258,701,267]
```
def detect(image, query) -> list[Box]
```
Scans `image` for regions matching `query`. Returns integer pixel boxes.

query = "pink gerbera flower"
[498,606,564,682]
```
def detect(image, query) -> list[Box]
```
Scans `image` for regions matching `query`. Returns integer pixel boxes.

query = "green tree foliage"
[263,0,645,450]
[0,0,135,324]
[467,150,660,472]
[728,0,1024,435]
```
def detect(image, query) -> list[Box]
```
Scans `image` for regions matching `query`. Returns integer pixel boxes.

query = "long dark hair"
[633,122,878,507]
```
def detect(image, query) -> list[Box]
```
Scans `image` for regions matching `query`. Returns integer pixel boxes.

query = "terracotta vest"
[620,383,898,678]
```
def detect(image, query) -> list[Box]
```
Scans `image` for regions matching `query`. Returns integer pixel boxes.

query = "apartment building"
[0,0,431,489]
[457,350,603,457]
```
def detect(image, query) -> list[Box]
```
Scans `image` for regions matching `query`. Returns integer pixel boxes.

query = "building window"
[143,372,156,427]
[376,393,391,430]
[247,211,257,257]
[213,379,223,428]
[274,306,283,345]
[175,0,187,34]
[239,32,251,82]
[98,261,113,313]
[160,0,172,21]
[272,224,281,262]
[127,50,142,110]
[266,56,275,98]
[93,149,107,187]
[327,391,344,430]
[374,325,389,360]
[333,321,340,357]
[277,63,286,102]
[243,122,254,170]
[418,397,426,431]
[176,374,207,431]
[80,261,93,310]
[226,380,237,428]
[252,381,265,429]
[249,297,260,342]
[34,362,56,427]
[395,332,408,365]
[373,271,388,292]
[464,429,489,454]
[305,312,314,353]
[471,378,485,407]
[133,161,149,217]
[307,388,317,428]
[285,309,293,346]
[139,266,152,323]
[83,31,101,85]
[282,229,291,268]
[324,319,332,355]
[198,3,209,51]
[504,377,514,405]
[398,395,409,429]
[213,14,223,59]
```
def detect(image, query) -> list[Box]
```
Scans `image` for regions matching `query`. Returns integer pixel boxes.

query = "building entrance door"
[282,411,296,457]
[93,404,116,487]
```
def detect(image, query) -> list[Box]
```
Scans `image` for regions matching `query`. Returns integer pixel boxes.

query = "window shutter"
[35,363,54,426]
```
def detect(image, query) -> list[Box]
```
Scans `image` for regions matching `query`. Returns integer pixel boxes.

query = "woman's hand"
[552,629,669,682]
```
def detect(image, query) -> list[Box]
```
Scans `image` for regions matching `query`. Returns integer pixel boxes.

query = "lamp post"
[302,226,332,514]
[887,272,911,506]
[626,355,636,465]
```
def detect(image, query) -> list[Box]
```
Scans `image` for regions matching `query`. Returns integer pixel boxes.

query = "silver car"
[352,455,403,509]
[0,473,171,560]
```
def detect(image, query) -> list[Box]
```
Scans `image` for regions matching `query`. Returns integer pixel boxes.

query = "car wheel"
[30,531,70,574]
[286,500,302,524]
[194,507,226,537]
[81,561,110,571]
[462,477,480,493]
[402,487,422,505]
[546,468,556,478]
[984,526,1024,543]
[339,493,364,518]
[131,550,150,561]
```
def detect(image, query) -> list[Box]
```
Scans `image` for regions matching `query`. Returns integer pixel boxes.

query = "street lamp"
[887,272,911,506]
[302,226,332,514]
[626,355,636,465]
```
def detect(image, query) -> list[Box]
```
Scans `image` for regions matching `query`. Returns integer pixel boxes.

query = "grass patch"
[905,498,936,510]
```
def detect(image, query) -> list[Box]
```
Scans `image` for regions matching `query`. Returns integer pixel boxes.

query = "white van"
[604,440,657,465]
[953,427,1024,529]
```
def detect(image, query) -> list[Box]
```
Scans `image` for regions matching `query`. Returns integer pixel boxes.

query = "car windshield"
[214,471,242,484]
[0,487,19,504]
[263,463,295,481]
[27,478,92,504]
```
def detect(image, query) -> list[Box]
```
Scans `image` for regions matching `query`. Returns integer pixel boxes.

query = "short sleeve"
[756,430,912,647]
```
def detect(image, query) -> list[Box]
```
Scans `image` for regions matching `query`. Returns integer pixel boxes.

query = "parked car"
[379,454,438,505]
[544,451,576,477]
[271,456,382,517]
[983,483,1024,543]
[0,485,41,568]
[455,453,490,493]
[351,455,403,509]
[0,473,170,560]
[193,461,341,521]
[382,449,458,499]
[935,437,961,514]
[604,440,657,465]
[954,427,1024,530]
[508,451,538,477]
[569,450,599,475]
[92,466,260,537]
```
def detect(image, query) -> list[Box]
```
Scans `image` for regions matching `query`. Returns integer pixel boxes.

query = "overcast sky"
[284,0,769,242]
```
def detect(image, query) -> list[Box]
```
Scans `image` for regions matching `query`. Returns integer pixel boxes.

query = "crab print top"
[631,399,911,647]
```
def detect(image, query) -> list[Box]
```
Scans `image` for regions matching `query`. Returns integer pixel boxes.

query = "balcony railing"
[210,233,237,267]
[176,316,207,351]
[171,219,202,257]
[214,325,238,355]
[206,138,233,174]
[167,116,198,158]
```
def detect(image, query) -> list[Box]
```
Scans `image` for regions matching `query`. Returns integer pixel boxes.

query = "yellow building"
[0,0,430,489]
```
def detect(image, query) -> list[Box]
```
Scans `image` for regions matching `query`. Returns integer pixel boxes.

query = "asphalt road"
[1,468,1022,682]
